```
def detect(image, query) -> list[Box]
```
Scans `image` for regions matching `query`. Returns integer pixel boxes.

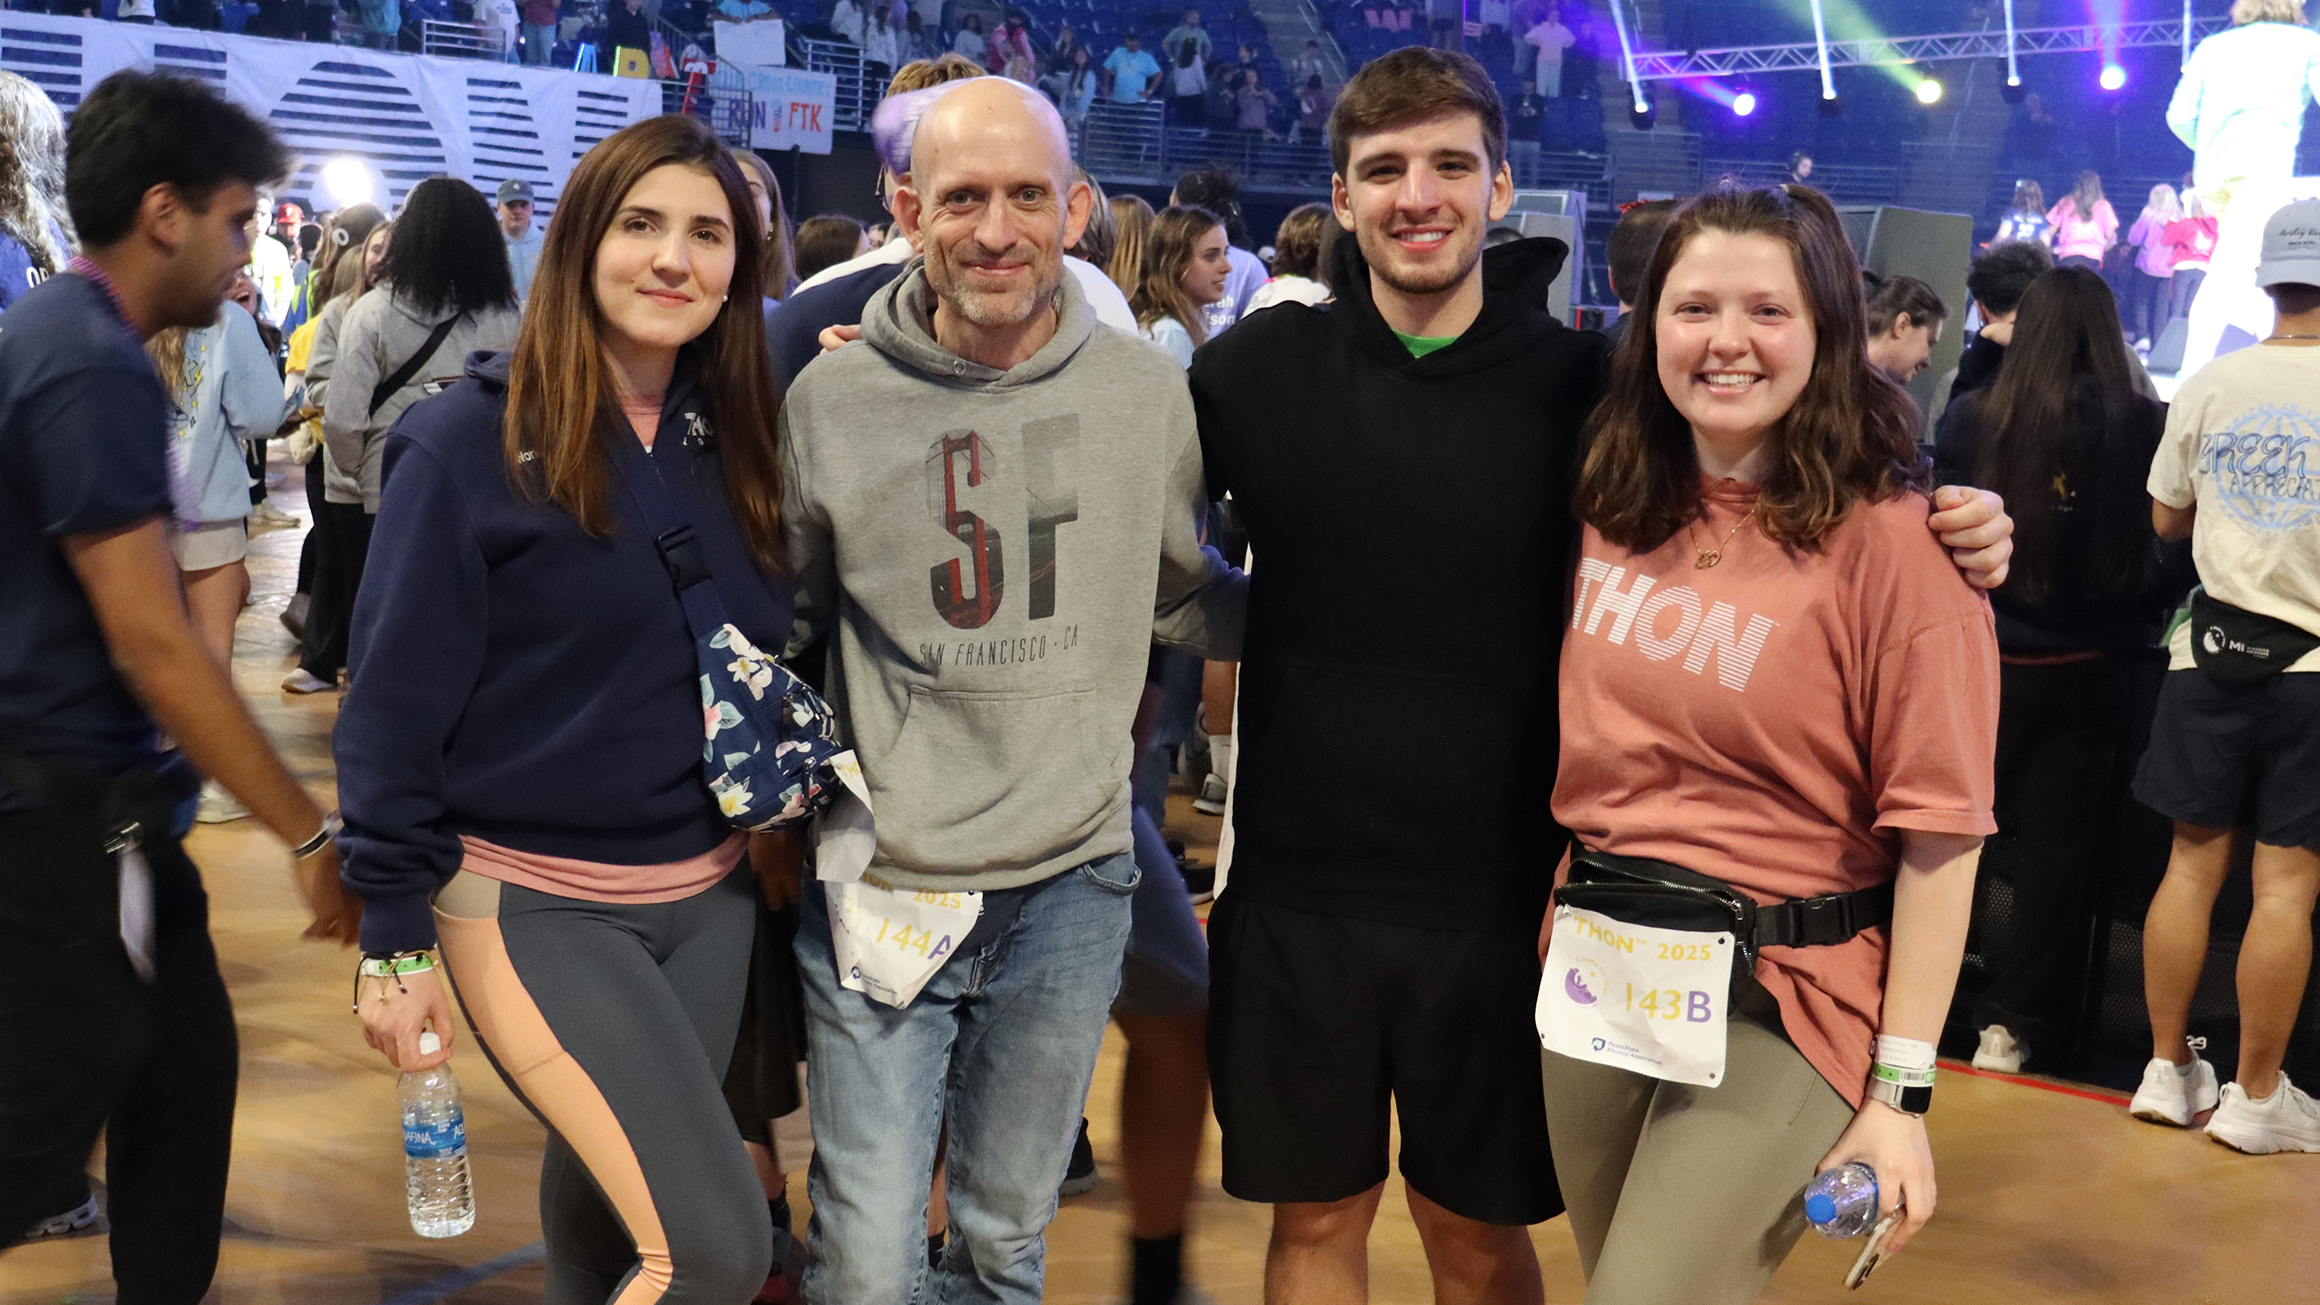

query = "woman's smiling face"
[1655,228,1816,458]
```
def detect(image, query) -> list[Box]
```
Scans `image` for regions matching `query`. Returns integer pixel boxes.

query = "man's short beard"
[931,247,1064,328]
[1359,228,1482,299]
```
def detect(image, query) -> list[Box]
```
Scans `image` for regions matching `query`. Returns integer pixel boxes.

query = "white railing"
[422,19,511,60]
[790,35,874,132]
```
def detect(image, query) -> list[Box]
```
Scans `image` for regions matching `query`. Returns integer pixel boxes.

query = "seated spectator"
[1864,273,1947,384]
[1104,31,1161,103]
[793,213,870,284]
[1041,45,1100,127]
[2132,201,2320,1153]
[1599,197,1674,350]
[1243,202,1331,313]
[1932,267,2169,1077]
[952,12,986,61]
[1132,204,1230,367]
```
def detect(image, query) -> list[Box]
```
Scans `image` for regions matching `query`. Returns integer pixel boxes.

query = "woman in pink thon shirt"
[1540,183,2001,1303]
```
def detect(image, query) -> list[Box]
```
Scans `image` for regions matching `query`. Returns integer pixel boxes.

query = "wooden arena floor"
[7,477,2318,1305]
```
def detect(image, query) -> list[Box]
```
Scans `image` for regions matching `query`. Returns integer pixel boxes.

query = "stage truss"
[1629,16,2231,81]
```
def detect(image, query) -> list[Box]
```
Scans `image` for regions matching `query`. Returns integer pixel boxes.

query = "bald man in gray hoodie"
[776,78,1244,1303]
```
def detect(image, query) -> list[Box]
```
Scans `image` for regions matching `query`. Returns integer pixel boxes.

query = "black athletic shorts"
[1206,893,1562,1226]
[2134,668,2320,849]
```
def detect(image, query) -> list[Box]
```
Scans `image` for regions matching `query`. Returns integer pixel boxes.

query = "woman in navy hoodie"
[338,114,790,1304]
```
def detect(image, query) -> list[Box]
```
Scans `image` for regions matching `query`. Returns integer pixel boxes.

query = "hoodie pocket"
[1235,658,1551,867]
[868,684,1131,874]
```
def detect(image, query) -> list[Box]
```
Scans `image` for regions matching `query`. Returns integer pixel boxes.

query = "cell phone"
[1843,1208,1903,1290]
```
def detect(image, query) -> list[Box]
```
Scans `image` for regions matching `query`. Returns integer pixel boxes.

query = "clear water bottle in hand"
[1803,1162,1878,1239]
[400,1030,475,1238]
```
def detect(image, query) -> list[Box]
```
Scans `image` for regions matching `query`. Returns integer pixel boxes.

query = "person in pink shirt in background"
[2047,171,2119,272]
[2125,183,2182,352]
[2163,191,2220,326]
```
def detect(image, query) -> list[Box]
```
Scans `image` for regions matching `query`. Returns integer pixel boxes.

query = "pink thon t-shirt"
[1552,478,2000,1107]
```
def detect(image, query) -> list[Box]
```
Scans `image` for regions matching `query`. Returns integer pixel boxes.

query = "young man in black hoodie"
[1189,48,2017,1304]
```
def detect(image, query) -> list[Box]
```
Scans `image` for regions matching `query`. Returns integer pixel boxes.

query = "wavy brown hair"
[1132,205,1225,345]
[502,115,785,571]
[1577,183,1927,554]
[1107,193,1156,299]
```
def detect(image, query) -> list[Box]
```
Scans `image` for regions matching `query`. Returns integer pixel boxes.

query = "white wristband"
[1874,1035,1938,1072]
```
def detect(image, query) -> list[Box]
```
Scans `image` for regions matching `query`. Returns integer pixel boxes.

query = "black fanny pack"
[2188,590,2320,688]
[1554,847,1893,991]
[0,748,200,848]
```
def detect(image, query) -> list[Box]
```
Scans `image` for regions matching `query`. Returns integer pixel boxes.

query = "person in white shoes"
[2129,198,2320,1155]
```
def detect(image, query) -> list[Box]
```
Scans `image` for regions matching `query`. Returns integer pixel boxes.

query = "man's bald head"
[908,76,1076,198]
[896,75,1094,348]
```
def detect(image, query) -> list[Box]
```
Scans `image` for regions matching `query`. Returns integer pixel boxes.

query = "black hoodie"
[1190,235,1609,933]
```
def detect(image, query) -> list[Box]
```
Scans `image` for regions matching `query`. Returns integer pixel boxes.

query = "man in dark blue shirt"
[0,71,354,1295]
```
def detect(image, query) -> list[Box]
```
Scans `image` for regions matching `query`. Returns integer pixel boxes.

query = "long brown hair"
[502,115,785,571]
[2068,170,2104,222]
[1107,194,1155,298]
[731,148,797,296]
[1132,205,1223,346]
[1968,267,2152,601]
[1577,183,1926,554]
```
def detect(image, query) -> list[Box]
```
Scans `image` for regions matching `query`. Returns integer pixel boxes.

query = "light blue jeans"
[796,853,1139,1304]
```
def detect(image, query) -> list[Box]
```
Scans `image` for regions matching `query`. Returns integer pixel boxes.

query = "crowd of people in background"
[7,17,2320,1305]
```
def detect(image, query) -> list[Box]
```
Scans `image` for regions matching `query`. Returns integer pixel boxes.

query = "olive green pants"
[1540,981,1857,1304]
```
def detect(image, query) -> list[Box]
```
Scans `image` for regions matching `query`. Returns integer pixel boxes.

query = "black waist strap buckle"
[654,525,711,592]
[1756,881,1894,950]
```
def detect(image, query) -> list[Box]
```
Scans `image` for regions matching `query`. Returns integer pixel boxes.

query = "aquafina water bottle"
[400,1030,475,1237]
[1803,1162,1878,1238]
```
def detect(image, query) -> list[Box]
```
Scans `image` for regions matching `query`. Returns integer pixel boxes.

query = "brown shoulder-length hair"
[503,115,785,572]
[1577,183,1927,554]
[1132,205,1224,345]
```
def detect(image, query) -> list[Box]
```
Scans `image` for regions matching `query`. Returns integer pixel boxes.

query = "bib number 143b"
[1535,904,1734,1088]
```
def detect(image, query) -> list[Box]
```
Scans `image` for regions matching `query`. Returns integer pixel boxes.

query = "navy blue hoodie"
[336,350,794,953]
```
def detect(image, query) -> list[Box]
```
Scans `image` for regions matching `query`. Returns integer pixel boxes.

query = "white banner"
[713,18,786,68]
[743,66,837,154]
[0,12,660,215]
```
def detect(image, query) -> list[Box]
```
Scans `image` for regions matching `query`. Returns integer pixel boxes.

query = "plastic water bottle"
[1803,1162,1878,1238]
[400,1031,476,1237]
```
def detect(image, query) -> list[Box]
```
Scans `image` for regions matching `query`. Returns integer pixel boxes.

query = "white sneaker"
[2206,1074,2320,1155]
[26,1194,98,1238]
[1192,773,1227,815]
[281,667,336,694]
[195,781,249,825]
[250,501,300,529]
[2128,1039,2220,1127]
[1972,1024,2027,1073]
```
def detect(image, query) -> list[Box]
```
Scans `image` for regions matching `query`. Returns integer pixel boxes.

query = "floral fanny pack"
[605,413,851,831]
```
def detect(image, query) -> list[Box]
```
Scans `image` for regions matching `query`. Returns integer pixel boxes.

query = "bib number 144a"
[1535,904,1734,1088]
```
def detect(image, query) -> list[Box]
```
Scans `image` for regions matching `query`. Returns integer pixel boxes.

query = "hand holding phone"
[1844,1205,1904,1290]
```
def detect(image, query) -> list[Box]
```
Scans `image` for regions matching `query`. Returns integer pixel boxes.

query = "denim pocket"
[1078,853,1142,896]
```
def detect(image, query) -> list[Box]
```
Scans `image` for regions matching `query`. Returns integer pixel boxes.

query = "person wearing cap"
[2131,196,2320,1155]
[497,178,542,302]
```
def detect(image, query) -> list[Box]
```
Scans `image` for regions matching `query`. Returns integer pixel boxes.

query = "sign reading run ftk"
[746,67,838,155]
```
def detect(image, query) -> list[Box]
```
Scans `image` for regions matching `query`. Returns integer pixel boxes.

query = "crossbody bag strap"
[368,314,462,417]
[601,417,744,643]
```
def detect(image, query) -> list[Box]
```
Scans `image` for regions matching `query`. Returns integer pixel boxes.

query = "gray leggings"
[1540,980,1856,1305]
[435,869,771,1305]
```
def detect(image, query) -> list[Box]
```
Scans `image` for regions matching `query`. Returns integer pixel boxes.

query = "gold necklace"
[1688,505,1756,569]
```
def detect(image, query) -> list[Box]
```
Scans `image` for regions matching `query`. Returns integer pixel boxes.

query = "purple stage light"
[2099,63,2126,91]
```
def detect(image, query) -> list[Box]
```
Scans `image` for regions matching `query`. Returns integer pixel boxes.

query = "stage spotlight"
[1732,90,1758,117]
[1915,77,1942,105]
[320,157,375,208]
[1630,98,1657,130]
[2001,78,2025,104]
[2099,63,2126,91]
[1818,91,1842,118]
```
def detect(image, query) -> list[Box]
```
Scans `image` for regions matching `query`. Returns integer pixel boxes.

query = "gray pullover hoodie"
[781,258,1245,890]
[323,286,519,511]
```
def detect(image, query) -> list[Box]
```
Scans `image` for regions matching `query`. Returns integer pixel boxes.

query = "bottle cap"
[418,1031,442,1055]
[1804,1191,1836,1225]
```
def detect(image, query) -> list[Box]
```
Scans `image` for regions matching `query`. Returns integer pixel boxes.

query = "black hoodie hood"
[1326,230,1571,376]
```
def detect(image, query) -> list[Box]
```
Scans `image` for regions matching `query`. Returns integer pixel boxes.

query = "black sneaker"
[1060,1118,1098,1198]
